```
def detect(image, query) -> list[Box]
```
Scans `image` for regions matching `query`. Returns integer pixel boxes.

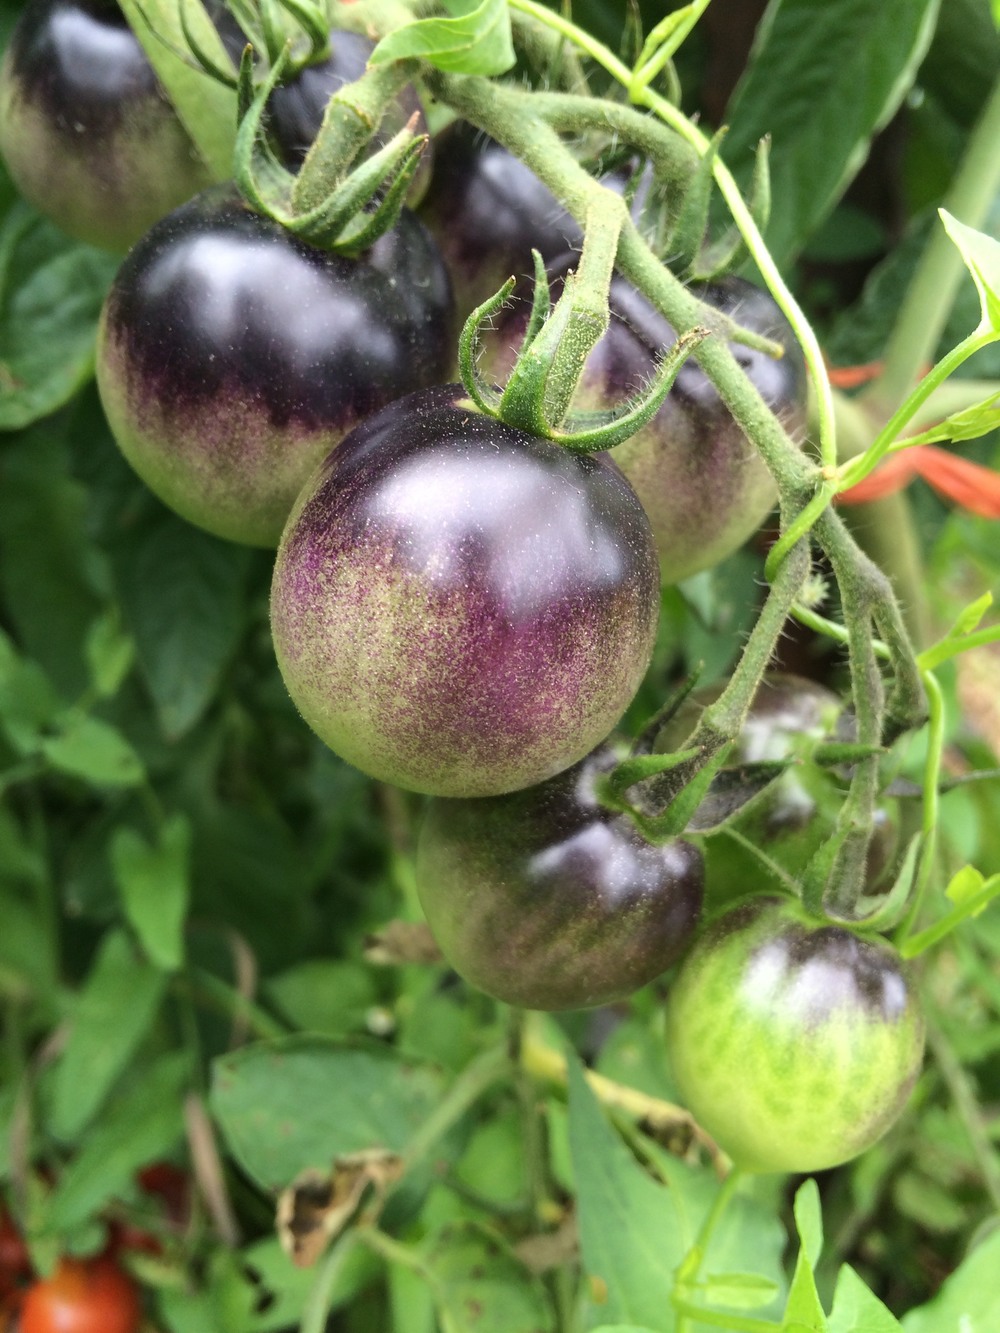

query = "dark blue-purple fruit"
[96,185,453,546]
[0,0,213,251]
[417,742,704,1009]
[269,384,661,797]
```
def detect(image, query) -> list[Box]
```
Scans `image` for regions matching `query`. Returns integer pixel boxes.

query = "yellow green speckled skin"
[666,896,925,1174]
[270,385,661,798]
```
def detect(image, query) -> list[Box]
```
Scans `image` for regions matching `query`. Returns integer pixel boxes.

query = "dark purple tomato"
[417,121,581,330]
[485,271,808,585]
[417,742,703,1009]
[0,0,213,251]
[666,896,925,1173]
[656,673,898,910]
[96,185,454,547]
[270,383,660,797]
[267,29,431,203]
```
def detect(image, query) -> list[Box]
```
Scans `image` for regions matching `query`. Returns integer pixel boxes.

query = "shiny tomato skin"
[666,896,925,1174]
[417,743,704,1009]
[0,0,212,251]
[96,185,454,547]
[20,1256,141,1333]
[270,383,660,798]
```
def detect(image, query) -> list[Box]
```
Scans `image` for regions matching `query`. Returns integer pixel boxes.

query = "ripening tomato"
[20,1256,141,1333]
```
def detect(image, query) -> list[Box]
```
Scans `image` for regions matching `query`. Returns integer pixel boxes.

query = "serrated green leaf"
[900,395,1000,447]
[42,713,144,787]
[952,590,994,637]
[566,1054,681,1328]
[782,1181,826,1332]
[0,207,118,428]
[85,610,134,699]
[111,505,252,739]
[210,1038,444,1192]
[722,0,941,264]
[941,210,1000,333]
[0,631,61,755]
[828,1265,902,1331]
[50,929,169,1142]
[369,0,515,76]
[696,1272,781,1310]
[43,1053,190,1234]
[111,814,191,971]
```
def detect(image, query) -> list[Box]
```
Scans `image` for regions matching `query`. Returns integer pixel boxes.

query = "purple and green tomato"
[96,186,453,547]
[270,384,661,798]
[666,896,925,1173]
[417,743,703,1009]
[0,0,212,251]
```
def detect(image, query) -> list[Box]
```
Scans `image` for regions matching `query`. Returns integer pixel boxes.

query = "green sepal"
[848,833,922,932]
[234,45,297,215]
[273,0,330,64]
[179,0,239,88]
[457,281,516,417]
[292,60,417,215]
[313,130,428,255]
[552,325,710,453]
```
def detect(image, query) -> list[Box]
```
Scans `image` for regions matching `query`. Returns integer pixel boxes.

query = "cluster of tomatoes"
[0,0,925,1184]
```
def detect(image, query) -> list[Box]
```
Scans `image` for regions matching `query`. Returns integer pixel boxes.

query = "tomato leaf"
[110,503,253,740]
[210,1038,445,1193]
[827,1265,902,1331]
[566,1053,684,1326]
[85,610,135,700]
[0,206,118,429]
[42,713,145,788]
[903,1223,1000,1330]
[782,1181,826,1332]
[42,1053,190,1234]
[720,0,940,264]
[111,814,192,972]
[420,1221,555,1333]
[50,929,169,1142]
[941,210,1000,334]
[369,0,515,77]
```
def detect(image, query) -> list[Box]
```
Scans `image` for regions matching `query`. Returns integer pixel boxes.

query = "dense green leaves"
[0,207,117,428]
[722,0,941,264]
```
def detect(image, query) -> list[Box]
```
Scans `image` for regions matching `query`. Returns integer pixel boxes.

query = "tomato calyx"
[232,42,427,255]
[459,219,711,454]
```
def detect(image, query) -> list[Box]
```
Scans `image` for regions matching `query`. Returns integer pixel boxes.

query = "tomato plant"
[270,382,660,796]
[658,673,899,908]
[665,896,926,1174]
[20,1257,141,1333]
[96,185,453,546]
[416,741,703,1009]
[5,0,1000,1329]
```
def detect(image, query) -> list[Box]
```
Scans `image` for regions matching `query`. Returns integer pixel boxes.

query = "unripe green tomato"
[665,896,925,1174]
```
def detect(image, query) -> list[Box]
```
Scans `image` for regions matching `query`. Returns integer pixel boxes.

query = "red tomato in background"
[20,1256,140,1333]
